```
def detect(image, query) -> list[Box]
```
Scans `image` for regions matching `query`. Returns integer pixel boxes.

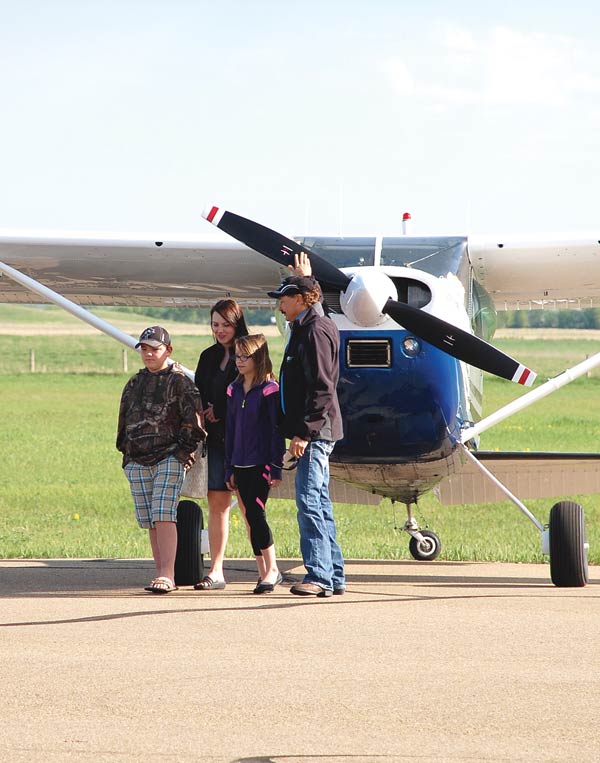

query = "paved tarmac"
[1,558,599,763]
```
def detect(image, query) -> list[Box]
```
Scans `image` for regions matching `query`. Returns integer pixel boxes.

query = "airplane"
[1,210,600,588]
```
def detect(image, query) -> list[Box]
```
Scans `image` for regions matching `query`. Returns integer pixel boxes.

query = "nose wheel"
[408,529,442,561]
[403,507,442,561]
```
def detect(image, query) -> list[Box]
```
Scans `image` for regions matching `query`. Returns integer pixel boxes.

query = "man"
[117,326,205,593]
[267,272,345,597]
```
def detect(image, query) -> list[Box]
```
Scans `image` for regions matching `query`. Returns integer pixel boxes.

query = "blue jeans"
[295,440,345,591]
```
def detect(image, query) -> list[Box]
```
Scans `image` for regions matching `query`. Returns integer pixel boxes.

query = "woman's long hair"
[210,299,249,343]
[235,334,275,387]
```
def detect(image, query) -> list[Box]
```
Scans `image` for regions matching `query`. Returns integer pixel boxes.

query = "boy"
[117,326,206,593]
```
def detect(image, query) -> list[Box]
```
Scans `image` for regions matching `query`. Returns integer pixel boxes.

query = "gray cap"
[135,325,171,348]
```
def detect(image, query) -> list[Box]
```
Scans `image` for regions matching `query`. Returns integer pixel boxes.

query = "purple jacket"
[224,378,286,483]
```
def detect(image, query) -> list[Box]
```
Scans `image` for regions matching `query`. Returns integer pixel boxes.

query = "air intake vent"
[322,292,342,313]
[346,339,391,368]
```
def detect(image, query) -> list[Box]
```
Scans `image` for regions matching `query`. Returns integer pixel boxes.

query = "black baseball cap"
[135,325,171,348]
[267,275,318,299]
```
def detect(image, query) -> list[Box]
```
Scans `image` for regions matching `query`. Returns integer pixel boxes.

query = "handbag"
[181,444,208,499]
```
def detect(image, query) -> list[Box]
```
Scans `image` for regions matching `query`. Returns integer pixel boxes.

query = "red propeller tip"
[202,205,223,224]
[513,366,536,386]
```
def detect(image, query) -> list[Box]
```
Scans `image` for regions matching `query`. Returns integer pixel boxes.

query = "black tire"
[549,501,588,587]
[409,530,442,561]
[175,500,205,586]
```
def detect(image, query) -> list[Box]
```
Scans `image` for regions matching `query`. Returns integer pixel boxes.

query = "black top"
[278,306,343,443]
[194,343,238,446]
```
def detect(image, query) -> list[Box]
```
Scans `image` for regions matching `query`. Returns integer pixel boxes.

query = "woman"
[194,299,249,590]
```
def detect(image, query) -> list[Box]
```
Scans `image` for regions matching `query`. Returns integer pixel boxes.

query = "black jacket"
[279,306,343,442]
[194,343,238,446]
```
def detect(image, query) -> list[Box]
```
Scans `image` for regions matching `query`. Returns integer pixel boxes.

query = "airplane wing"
[2,229,600,311]
[469,234,600,310]
[0,230,283,307]
[435,451,600,504]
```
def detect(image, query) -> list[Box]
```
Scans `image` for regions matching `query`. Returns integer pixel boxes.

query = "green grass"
[0,303,196,325]
[494,336,600,381]
[1,333,599,563]
[0,334,285,376]
[0,304,74,323]
[0,334,216,375]
[480,338,600,451]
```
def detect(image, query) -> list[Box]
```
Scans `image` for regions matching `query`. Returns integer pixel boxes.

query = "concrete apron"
[1,558,599,763]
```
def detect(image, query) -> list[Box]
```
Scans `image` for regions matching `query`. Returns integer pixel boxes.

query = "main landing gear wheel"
[174,500,205,587]
[409,530,442,561]
[549,501,588,587]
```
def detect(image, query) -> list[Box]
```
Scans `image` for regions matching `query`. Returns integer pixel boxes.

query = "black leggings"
[234,464,274,556]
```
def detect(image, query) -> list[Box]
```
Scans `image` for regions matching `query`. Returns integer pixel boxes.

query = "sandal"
[149,576,178,594]
[194,575,226,591]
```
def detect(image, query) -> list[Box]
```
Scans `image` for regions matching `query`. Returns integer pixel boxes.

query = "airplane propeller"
[202,205,536,386]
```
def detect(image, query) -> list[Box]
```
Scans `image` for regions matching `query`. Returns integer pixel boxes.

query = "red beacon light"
[402,212,411,235]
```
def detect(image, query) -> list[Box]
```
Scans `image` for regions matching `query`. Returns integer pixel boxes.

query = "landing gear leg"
[403,503,442,561]
[459,444,588,588]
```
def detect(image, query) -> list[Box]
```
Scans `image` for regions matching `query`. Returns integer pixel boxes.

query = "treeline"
[498,308,600,329]
[112,306,274,325]
[112,305,600,330]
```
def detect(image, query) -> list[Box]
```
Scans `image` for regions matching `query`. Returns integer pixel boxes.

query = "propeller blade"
[202,205,351,291]
[383,299,536,386]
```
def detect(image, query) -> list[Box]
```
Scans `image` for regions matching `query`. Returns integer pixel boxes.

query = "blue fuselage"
[294,233,486,503]
[333,328,463,465]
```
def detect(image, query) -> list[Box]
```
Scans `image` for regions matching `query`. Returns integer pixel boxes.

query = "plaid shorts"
[124,456,185,528]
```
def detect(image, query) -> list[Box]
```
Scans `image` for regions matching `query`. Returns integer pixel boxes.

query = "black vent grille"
[346,339,392,368]
[322,291,342,313]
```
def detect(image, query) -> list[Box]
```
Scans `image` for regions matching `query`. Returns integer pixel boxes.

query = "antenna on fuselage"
[338,179,344,237]
[402,211,411,235]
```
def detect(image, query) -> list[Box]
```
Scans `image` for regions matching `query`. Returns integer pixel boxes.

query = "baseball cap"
[267,275,318,299]
[135,325,171,348]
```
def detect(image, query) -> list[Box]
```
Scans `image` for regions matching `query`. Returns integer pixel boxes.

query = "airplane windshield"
[381,237,467,277]
[295,237,375,268]
[295,236,468,276]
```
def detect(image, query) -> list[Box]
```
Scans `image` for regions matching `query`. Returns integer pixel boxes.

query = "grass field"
[1,322,599,565]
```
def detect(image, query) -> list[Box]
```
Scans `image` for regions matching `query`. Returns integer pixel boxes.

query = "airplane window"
[295,237,375,268]
[381,237,467,277]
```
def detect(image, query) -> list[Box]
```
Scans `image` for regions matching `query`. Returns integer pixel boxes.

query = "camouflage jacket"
[116,365,206,467]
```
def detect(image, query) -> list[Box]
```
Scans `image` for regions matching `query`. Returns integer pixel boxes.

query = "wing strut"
[460,350,600,443]
[0,260,195,380]
[459,445,545,532]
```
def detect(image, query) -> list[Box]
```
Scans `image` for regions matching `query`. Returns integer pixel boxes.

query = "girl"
[194,299,249,590]
[225,334,286,593]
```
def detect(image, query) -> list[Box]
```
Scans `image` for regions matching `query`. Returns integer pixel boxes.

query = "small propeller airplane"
[2,208,600,587]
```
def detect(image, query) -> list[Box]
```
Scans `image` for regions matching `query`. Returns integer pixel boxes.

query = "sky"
[1,0,600,237]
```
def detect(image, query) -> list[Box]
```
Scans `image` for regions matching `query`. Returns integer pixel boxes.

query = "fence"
[25,348,131,374]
